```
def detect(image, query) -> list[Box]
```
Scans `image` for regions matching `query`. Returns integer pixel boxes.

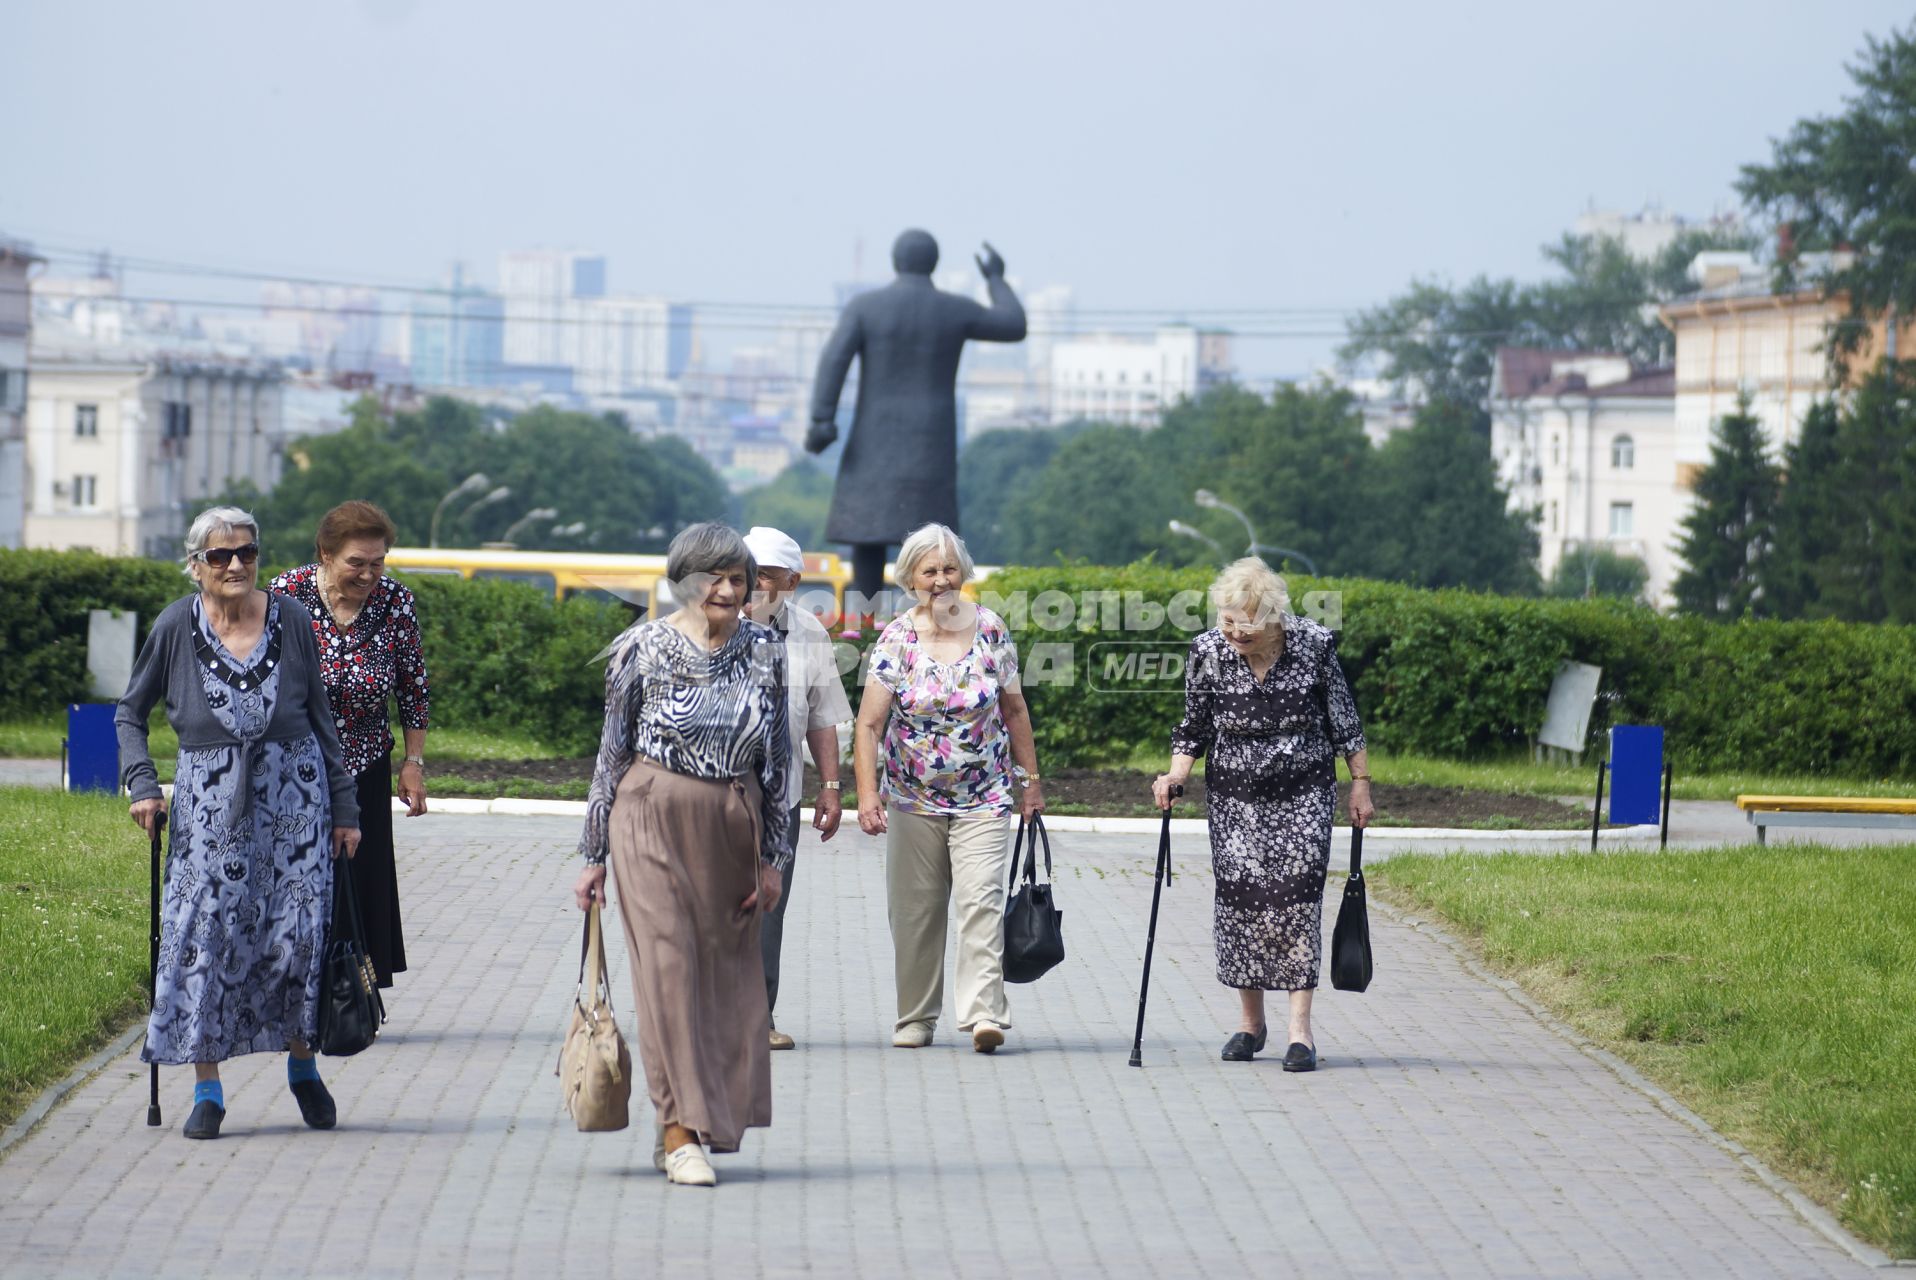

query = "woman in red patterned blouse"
[271,500,430,989]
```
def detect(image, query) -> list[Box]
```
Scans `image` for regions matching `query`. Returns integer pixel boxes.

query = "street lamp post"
[1190,489,1320,575]
[551,521,587,539]
[1168,519,1226,562]
[500,507,559,546]
[458,486,512,542]
[430,473,490,548]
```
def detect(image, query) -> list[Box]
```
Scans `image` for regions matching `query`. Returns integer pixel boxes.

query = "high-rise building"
[409,264,505,388]
[1048,325,1233,427]
[499,249,608,367]
[1,238,44,548]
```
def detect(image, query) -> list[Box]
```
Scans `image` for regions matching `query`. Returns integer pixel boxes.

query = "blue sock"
[287,1054,321,1085]
[193,1079,224,1110]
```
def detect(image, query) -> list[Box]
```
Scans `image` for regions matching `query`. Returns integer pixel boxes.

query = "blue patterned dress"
[143,597,335,1065]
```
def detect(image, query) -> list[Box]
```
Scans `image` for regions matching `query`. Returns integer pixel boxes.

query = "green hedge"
[975,564,1916,777]
[8,550,1915,777]
[0,550,630,756]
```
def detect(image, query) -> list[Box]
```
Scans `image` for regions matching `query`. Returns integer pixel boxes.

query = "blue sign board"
[1608,725,1664,825]
[66,703,119,794]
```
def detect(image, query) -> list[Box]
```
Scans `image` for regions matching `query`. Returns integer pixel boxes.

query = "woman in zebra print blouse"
[573,523,791,1189]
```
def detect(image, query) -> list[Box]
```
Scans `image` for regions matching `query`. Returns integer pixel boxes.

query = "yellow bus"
[385,546,852,622]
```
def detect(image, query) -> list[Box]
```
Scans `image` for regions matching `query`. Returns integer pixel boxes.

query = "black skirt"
[334,755,408,988]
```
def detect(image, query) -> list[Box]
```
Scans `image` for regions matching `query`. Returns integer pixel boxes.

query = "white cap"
[743,526,805,574]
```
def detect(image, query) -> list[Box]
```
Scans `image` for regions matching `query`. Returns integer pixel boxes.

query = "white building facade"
[1048,325,1232,426]
[1489,348,1680,602]
[23,355,285,557]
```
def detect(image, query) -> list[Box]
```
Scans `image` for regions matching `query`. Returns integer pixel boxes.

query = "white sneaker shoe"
[663,1143,717,1187]
[892,1021,934,1048]
[971,1022,1005,1054]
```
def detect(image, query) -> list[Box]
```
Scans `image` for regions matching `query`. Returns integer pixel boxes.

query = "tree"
[1546,546,1650,603]
[1362,401,1539,593]
[1761,399,1847,618]
[1737,24,1916,372]
[741,460,834,551]
[1200,382,1374,574]
[1813,366,1916,621]
[1671,399,1780,618]
[1342,227,1755,405]
[996,425,1186,565]
[957,424,1079,564]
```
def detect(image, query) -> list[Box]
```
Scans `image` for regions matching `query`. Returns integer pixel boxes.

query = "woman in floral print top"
[853,524,1043,1055]
[270,501,430,989]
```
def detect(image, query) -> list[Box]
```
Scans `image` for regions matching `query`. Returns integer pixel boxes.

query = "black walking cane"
[1129,785,1182,1067]
[146,818,162,1127]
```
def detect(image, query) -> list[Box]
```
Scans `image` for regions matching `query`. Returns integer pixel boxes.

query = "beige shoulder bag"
[556,899,632,1132]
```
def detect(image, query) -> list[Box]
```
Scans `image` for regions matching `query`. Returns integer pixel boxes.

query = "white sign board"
[1538,660,1602,753]
[87,609,138,701]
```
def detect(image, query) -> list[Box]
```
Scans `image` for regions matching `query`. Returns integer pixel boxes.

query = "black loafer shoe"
[1282,1041,1317,1073]
[290,1078,337,1130]
[1221,1025,1268,1061]
[183,1100,224,1139]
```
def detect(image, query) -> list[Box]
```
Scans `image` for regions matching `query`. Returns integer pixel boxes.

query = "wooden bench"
[1735,795,1916,844]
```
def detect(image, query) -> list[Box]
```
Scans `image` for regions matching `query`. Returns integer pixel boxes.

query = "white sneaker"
[971,1022,1005,1054]
[892,1021,934,1048]
[663,1143,717,1187]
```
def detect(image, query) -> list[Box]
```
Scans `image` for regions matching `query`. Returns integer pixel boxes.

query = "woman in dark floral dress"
[272,500,430,989]
[117,507,360,1139]
[1153,558,1372,1071]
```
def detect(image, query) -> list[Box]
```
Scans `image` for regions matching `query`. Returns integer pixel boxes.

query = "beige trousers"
[886,805,1013,1033]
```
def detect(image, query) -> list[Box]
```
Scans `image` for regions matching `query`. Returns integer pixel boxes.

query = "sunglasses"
[193,543,261,568]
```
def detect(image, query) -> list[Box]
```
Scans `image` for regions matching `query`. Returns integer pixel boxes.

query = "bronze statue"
[806,228,1026,603]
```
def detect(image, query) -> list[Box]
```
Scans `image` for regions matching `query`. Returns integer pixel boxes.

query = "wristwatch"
[403,754,426,770]
[820,780,842,791]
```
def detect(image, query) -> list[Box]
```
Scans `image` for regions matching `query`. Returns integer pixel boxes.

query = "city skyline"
[7,1,1911,382]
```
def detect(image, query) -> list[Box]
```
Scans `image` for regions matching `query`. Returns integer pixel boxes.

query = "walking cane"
[146,819,162,1127]
[1129,785,1182,1067]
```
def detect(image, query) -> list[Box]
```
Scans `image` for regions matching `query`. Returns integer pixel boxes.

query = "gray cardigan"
[115,593,361,828]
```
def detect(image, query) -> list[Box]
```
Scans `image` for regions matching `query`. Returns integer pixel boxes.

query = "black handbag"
[318,858,386,1056]
[1330,826,1373,992]
[1003,813,1065,984]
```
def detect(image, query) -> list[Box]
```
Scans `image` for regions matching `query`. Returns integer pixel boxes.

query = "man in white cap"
[743,525,853,1050]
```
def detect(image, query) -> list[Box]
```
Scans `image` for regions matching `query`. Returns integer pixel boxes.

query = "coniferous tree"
[1672,399,1779,618]
[1762,399,1847,618]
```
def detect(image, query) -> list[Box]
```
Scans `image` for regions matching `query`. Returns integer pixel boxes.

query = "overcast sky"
[7,0,1909,379]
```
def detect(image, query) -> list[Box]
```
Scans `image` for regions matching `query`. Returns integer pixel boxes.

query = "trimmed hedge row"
[0,550,630,755]
[975,564,1916,777]
[7,550,1915,777]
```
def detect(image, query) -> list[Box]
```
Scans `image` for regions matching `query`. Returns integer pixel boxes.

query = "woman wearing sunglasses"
[115,506,361,1140]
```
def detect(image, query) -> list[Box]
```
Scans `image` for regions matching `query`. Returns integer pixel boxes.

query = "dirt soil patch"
[438,758,1595,828]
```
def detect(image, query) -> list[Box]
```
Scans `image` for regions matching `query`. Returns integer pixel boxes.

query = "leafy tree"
[1737,24,1916,373]
[204,395,730,560]
[1362,401,1539,593]
[1342,227,1754,405]
[1546,545,1650,603]
[1761,399,1848,618]
[997,425,1186,565]
[741,460,834,551]
[958,424,1080,564]
[1172,379,1371,574]
[1672,399,1780,618]
[1816,366,1916,621]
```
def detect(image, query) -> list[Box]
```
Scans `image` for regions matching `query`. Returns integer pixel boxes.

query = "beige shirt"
[774,599,853,809]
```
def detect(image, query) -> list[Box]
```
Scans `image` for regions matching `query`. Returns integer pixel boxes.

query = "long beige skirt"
[608,758,772,1153]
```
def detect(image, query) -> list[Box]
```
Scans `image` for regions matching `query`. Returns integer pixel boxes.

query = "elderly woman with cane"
[854,522,1044,1054]
[573,523,790,1188]
[117,506,361,1139]
[1151,558,1372,1070]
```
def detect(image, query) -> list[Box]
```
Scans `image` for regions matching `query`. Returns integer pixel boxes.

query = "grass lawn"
[0,788,151,1129]
[1369,843,1916,1257]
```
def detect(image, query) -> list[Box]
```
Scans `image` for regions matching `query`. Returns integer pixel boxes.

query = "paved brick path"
[0,814,1877,1278]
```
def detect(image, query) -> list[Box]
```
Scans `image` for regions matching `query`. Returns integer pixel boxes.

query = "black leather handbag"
[1330,826,1373,993]
[318,859,386,1056]
[1003,813,1065,984]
